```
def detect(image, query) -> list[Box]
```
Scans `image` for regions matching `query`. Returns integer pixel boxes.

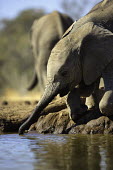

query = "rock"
[24,101,31,105]
[2,101,8,105]
[69,116,113,134]
[0,96,113,134]
[35,109,71,134]
[33,100,38,105]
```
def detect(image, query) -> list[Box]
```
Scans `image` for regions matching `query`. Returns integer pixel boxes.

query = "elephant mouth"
[59,85,69,97]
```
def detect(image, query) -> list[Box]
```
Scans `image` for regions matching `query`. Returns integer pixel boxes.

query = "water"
[0,133,113,170]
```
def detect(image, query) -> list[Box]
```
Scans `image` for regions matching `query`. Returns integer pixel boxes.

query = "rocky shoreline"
[1,96,113,135]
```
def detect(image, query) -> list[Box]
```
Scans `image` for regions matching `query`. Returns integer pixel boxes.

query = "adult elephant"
[28,11,73,93]
[19,0,113,134]
[63,0,113,110]
[72,0,113,33]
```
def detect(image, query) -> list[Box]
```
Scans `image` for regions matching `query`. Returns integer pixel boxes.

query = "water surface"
[0,133,113,170]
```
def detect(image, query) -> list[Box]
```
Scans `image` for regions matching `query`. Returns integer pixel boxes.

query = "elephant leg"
[38,68,47,93]
[85,94,96,110]
[99,60,113,116]
[36,57,47,93]
[85,79,100,110]
[78,80,99,110]
[66,88,87,122]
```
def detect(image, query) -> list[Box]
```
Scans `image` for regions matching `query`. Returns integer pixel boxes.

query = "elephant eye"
[60,70,68,77]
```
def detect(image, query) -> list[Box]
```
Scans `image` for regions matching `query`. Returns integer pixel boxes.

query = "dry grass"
[0,88,41,101]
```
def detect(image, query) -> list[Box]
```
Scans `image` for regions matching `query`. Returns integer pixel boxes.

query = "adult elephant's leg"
[66,88,87,122]
[37,50,49,93]
[99,60,113,116]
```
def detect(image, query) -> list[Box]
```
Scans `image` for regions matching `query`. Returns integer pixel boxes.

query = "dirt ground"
[0,99,38,117]
[0,97,39,133]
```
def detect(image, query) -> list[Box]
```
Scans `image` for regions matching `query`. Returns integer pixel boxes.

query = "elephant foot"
[99,91,113,116]
[70,104,88,122]
[88,106,100,112]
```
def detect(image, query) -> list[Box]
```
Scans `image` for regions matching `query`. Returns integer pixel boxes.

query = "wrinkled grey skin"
[28,11,73,93]
[63,0,113,111]
[19,0,113,135]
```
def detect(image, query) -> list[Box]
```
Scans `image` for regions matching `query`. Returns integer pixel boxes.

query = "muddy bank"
[0,97,113,134]
[0,100,37,133]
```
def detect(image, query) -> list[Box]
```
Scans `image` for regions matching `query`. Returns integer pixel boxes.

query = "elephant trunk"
[19,82,60,135]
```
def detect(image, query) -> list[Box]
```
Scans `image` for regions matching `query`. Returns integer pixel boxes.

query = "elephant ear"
[62,21,76,38]
[81,24,113,85]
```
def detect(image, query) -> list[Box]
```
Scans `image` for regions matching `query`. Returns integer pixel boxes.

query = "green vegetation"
[0,9,45,95]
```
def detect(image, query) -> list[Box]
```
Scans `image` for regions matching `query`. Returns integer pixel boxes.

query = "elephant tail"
[27,72,38,91]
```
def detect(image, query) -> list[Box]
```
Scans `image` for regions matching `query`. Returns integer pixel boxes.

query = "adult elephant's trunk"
[19,82,60,135]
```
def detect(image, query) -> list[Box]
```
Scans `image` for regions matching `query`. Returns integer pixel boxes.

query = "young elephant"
[19,22,113,134]
[28,11,73,93]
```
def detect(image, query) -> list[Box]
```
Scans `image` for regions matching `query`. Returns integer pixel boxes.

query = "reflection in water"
[27,134,113,170]
[0,134,113,170]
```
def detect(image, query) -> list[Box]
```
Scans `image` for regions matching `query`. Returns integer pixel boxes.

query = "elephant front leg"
[85,79,101,111]
[78,80,100,111]
[66,88,87,122]
[99,60,113,116]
